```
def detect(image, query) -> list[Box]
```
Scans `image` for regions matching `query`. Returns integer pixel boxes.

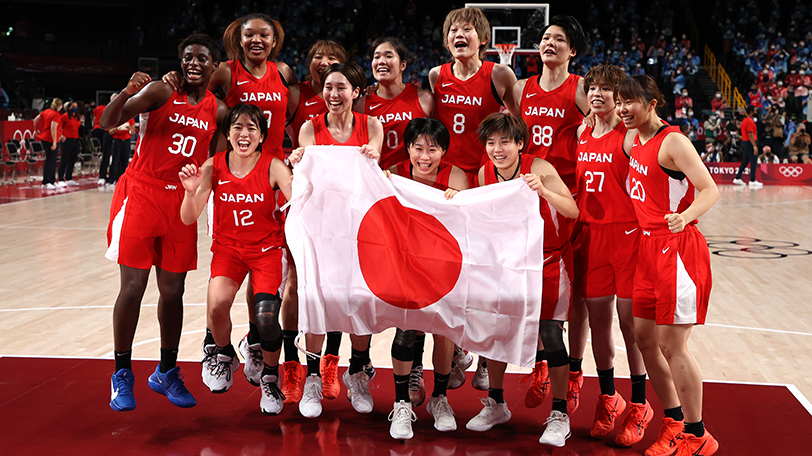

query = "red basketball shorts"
[106,171,197,273]
[573,221,640,299]
[541,242,574,322]
[632,225,712,325]
[209,240,285,296]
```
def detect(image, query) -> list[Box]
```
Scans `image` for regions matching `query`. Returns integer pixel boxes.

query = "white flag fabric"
[285,146,544,367]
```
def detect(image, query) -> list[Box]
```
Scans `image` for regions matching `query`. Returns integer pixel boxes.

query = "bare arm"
[575,77,590,116]
[360,116,385,161]
[207,62,232,99]
[492,63,518,115]
[660,133,719,232]
[510,79,528,117]
[100,72,172,129]
[443,165,470,199]
[179,158,214,225]
[428,66,441,93]
[50,121,59,149]
[208,99,230,157]
[289,120,315,165]
[417,88,435,117]
[269,157,293,201]
[526,157,579,219]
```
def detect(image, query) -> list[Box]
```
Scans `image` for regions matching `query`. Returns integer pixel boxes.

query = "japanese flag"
[285,146,544,367]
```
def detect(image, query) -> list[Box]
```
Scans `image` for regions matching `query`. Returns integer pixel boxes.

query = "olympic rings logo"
[778,166,803,178]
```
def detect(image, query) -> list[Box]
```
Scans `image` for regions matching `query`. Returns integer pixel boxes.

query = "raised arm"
[526,157,579,219]
[179,158,214,225]
[100,72,172,130]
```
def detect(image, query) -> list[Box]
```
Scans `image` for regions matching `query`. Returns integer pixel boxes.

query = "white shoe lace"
[409,366,423,391]
[348,372,372,396]
[431,396,455,418]
[477,397,497,418]
[303,378,323,402]
[544,412,568,433]
[388,403,417,424]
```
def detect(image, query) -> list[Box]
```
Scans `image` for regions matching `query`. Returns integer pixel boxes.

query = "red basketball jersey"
[211,151,284,248]
[575,123,637,224]
[312,112,370,146]
[223,60,289,160]
[365,84,426,169]
[481,157,569,251]
[130,90,219,182]
[93,105,106,129]
[434,61,503,174]
[628,125,696,230]
[288,80,328,148]
[395,159,452,190]
[36,109,60,142]
[521,73,585,192]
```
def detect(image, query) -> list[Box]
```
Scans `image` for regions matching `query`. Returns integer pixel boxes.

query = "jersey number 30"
[168,134,198,157]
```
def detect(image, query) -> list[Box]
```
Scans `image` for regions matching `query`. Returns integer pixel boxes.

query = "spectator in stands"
[704,112,721,146]
[671,66,686,95]
[746,85,764,117]
[788,122,811,163]
[733,107,762,187]
[757,145,780,163]
[674,89,692,119]
[701,142,721,162]
[763,105,785,160]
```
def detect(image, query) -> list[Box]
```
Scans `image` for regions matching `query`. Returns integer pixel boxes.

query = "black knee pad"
[538,320,566,353]
[545,348,569,368]
[391,328,417,362]
[256,293,283,352]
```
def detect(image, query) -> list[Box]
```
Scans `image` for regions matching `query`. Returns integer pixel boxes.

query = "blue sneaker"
[148,365,197,408]
[110,368,136,411]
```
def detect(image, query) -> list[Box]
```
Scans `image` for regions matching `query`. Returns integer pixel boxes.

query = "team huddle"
[102,7,720,456]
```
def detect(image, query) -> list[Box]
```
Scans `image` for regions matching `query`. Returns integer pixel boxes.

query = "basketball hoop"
[496,43,517,66]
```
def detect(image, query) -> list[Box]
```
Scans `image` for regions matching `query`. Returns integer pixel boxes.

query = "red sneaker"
[522,361,550,408]
[615,400,654,446]
[644,417,685,456]
[281,360,304,403]
[590,392,627,438]
[674,430,719,456]
[567,370,584,414]
[320,354,340,399]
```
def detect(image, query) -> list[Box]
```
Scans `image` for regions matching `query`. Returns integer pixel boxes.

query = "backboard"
[465,3,550,56]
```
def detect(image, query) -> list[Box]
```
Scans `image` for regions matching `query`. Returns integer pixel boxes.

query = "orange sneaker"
[522,361,550,408]
[281,360,304,403]
[644,417,685,456]
[590,392,627,438]
[320,354,340,399]
[567,370,584,414]
[615,400,654,446]
[674,430,718,456]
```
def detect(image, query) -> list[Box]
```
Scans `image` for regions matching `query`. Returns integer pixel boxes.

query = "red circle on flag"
[357,196,463,309]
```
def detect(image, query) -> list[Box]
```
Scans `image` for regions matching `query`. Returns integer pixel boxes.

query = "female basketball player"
[164,13,299,394]
[384,118,467,439]
[179,103,292,415]
[617,75,719,456]
[511,15,590,414]
[429,5,517,390]
[101,33,228,412]
[467,113,577,448]
[357,36,434,169]
[289,62,384,419]
[573,65,650,446]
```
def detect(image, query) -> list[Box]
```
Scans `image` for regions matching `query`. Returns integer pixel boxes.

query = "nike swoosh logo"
[305,100,320,106]
[111,388,119,400]
[632,143,638,147]
[625,228,638,235]
[526,93,538,98]
[441,82,454,87]
[369,104,382,110]
[261,246,273,252]
[579,140,588,144]
[236,80,249,85]
[218,180,231,185]
[543,255,553,264]
[662,246,670,254]
[173,100,185,105]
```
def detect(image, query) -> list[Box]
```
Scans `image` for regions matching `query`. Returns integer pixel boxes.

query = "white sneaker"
[732,178,746,186]
[426,395,457,431]
[56,181,67,188]
[538,410,571,447]
[202,352,240,393]
[66,180,79,187]
[472,360,489,391]
[44,183,56,190]
[465,397,511,431]
[299,374,323,418]
[409,365,426,406]
[238,335,263,386]
[748,180,763,188]
[388,400,416,439]
[448,348,474,389]
[343,370,374,413]
[200,343,216,387]
[260,373,285,415]
[97,178,105,186]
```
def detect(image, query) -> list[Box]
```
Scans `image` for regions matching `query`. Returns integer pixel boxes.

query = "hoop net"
[496,43,517,66]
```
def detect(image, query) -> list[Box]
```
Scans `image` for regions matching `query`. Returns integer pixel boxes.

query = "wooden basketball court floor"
[1,179,811,455]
